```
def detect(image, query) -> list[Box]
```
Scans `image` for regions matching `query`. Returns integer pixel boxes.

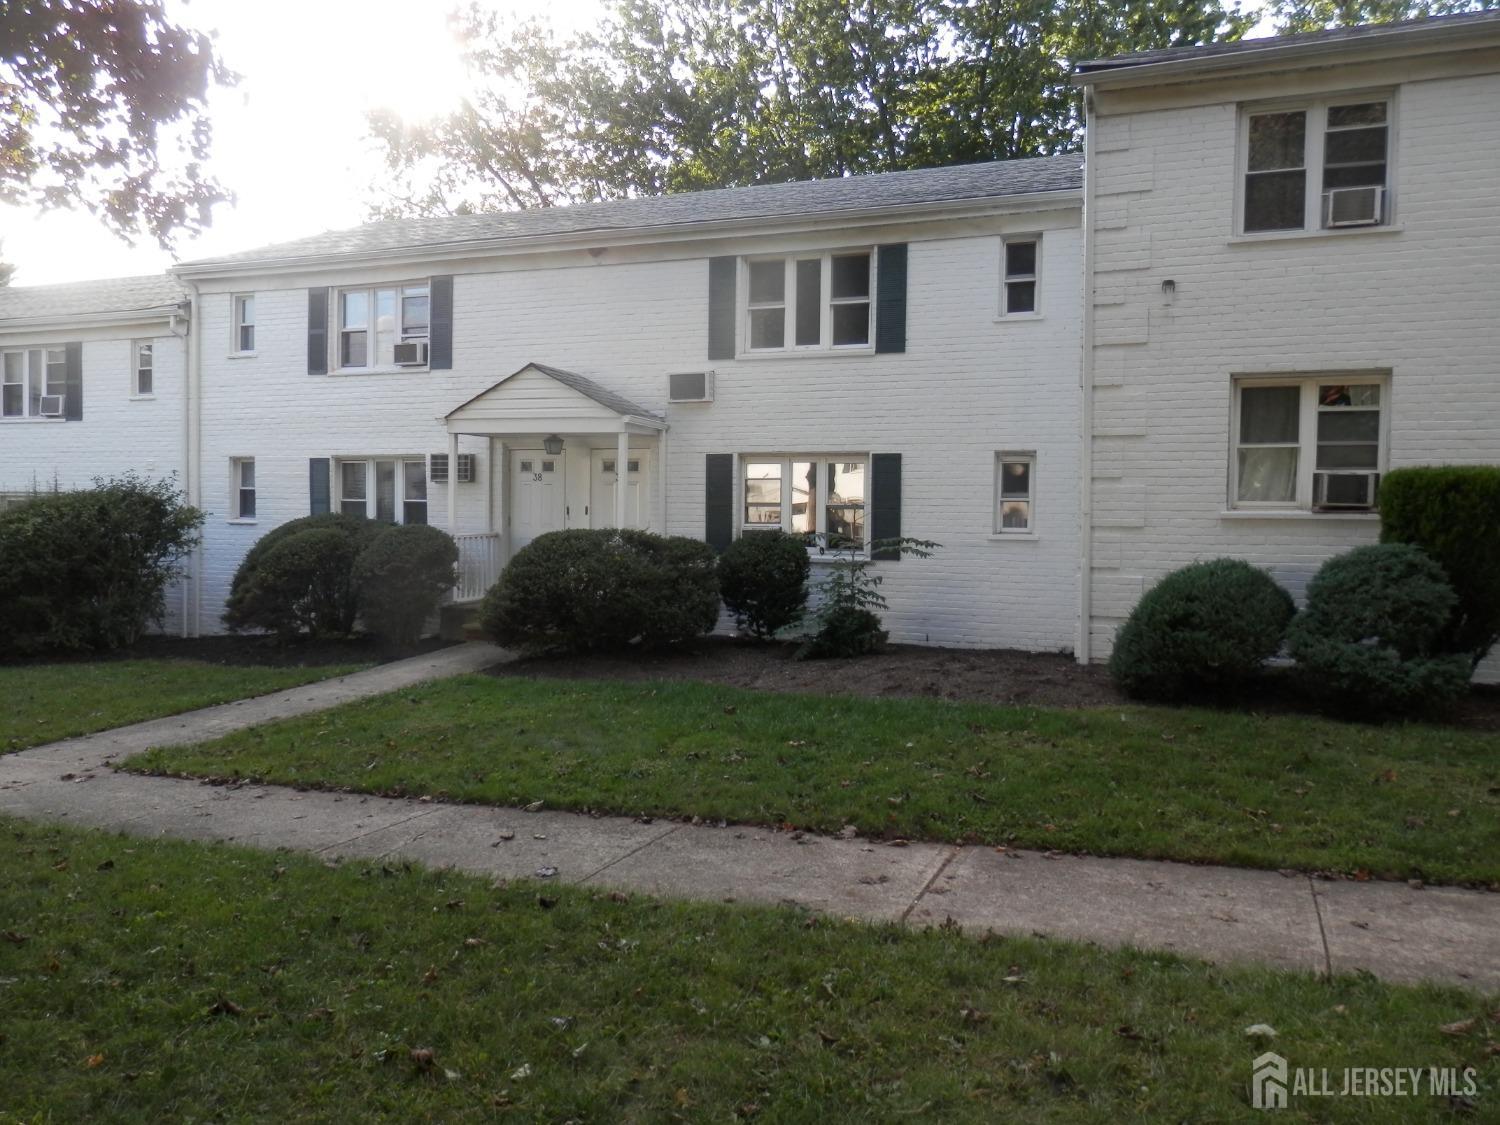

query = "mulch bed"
[488,635,1500,730]
[3,634,455,670]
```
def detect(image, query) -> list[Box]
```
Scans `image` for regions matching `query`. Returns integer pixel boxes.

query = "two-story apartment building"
[1073,11,1500,679]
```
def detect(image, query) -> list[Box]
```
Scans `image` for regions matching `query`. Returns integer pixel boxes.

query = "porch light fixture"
[542,434,565,455]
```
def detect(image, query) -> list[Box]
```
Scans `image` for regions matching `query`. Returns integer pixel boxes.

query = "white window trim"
[231,294,256,356]
[993,451,1038,536]
[1,346,67,421]
[738,251,876,356]
[999,235,1042,319]
[335,457,430,524]
[131,339,154,398]
[1229,373,1390,513]
[228,457,256,523]
[737,453,872,555]
[1234,90,1396,238]
[333,281,432,373]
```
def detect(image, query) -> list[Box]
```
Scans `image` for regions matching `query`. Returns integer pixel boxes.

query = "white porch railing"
[451,532,501,603]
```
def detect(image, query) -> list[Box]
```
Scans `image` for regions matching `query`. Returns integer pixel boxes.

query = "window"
[336,282,430,369]
[133,341,153,396]
[1,348,65,418]
[1241,97,1390,233]
[232,458,256,519]
[1233,376,1386,511]
[741,456,868,549]
[233,295,255,353]
[995,454,1035,533]
[1002,238,1039,315]
[742,252,871,352]
[338,459,428,523]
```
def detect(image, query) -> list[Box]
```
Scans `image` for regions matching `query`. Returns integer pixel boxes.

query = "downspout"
[183,280,203,638]
[1076,89,1098,665]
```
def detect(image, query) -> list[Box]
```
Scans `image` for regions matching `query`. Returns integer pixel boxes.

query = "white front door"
[509,449,565,551]
[590,450,650,529]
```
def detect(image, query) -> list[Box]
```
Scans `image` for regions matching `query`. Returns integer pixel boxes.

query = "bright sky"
[0,0,605,286]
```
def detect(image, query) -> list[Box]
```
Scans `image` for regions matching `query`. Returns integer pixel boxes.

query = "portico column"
[615,429,629,529]
[446,431,459,532]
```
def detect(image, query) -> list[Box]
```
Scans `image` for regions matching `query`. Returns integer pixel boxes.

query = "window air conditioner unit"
[1313,470,1380,511]
[1322,185,1383,228]
[38,395,64,417]
[668,370,713,403]
[393,340,429,366]
[429,452,477,484]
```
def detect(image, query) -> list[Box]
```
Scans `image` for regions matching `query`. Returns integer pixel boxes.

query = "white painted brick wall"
[1087,69,1500,680]
[195,215,1084,651]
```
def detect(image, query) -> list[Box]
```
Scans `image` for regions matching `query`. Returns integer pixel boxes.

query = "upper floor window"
[338,458,428,523]
[742,252,871,353]
[742,455,868,549]
[1242,97,1391,234]
[337,283,430,369]
[2,347,66,418]
[1001,238,1039,316]
[233,295,255,353]
[133,341,153,396]
[1233,375,1386,511]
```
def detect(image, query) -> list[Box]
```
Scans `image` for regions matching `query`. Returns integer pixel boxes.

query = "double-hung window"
[231,458,256,519]
[1001,238,1040,315]
[741,456,868,550]
[1233,376,1386,511]
[233,295,255,353]
[338,458,429,523]
[995,454,1036,532]
[742,252,872,352]
[1,348,65,418]
[133,341,153,396]
[336,282,430,369]
[1241,96,1391,233]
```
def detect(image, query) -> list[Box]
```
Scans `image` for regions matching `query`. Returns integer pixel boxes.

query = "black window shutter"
[309,458,331,515]
[307,288,329,375]
[707,257,736,360]
[429,275,453,369]
[63,341,83,420]
[705,453,734,552]
[869,453,902,560]
[874,244,907,354]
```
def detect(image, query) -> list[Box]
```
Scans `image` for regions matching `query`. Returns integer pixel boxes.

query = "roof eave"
[1073,20,1500,89]
[172,186,1082,281]
[0,302,188,334]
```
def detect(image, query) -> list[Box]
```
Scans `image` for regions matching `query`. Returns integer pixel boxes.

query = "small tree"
[354,524,459,646]
[717,530,811,639]
[797,535,939,659]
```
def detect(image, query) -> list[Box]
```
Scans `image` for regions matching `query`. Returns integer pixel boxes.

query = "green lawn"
[125,676,1500,885]
[1,817,1493,1122]
[1,659,368,753]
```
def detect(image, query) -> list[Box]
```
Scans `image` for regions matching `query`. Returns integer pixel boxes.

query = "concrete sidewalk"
[2,642,1496,992]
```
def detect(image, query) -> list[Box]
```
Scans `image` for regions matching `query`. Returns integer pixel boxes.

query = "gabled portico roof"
[444,362,666,436]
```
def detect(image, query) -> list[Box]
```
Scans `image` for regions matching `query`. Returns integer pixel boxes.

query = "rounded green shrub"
[1379,465,1500,666]
[354,524,459,646]
[1108,558,1294,699]
[717,530,811,638]
[798,605,888,659]
[1287,543,1471,715]
[224,514,381,639]
[0,474,202,656]
[480,529,720,653]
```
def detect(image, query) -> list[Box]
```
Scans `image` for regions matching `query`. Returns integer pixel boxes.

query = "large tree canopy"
[0,0,234,246]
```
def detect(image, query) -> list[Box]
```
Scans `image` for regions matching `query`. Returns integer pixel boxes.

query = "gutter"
[1076,91,1098,666]
[171,188,1084,282]
[183,281,203,638]
[0,304,186,334]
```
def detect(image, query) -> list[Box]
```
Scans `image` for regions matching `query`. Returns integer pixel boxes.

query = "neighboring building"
[1073,11,1500,680]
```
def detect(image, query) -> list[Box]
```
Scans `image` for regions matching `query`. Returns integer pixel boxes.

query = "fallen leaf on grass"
[85,1053,104,1068]
[1115,1025,1144,1041]
[2,931,27,944]
[1438,1018,1477,1037]
[1244,1024,1277,1039]
[208,997,244,1017]
[960,1007,990,1025]
[410,1047,435,1071]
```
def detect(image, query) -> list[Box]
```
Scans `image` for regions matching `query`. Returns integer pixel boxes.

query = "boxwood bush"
[1379,465,1500,666]
[480,529,719,653]
[1108,558,1294,699]
[1287,543,1471,715]
[717,530,810,639]
[0,474,202,656]
[353,524,459,646]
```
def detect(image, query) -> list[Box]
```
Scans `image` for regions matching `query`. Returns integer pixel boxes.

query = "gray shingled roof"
[1076,9,1500,73]
[0,274,188,323]
[180,156,1083,271]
